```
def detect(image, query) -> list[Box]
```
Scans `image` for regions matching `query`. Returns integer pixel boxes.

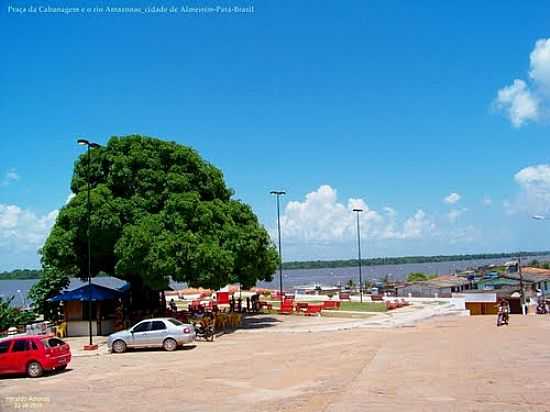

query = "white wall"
[67,320,114,337]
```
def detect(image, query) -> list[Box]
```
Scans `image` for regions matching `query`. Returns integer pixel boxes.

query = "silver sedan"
[108,318,196,353]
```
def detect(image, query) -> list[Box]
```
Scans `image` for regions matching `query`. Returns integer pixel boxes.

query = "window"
[12,340,29,352]
[151,321,167,331]
[167,318,183,326]
[132,321,151,333]
[42,338,65,348]
[0,341,10,354]
[31,341,38,350]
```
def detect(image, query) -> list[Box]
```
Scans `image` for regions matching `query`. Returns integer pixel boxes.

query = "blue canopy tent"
[49,283,127,337]
[49,284,123,302]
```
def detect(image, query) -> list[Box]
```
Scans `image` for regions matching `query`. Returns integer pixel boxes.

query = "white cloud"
[400,210,436,240]
[494,38,550,127]
[0,168,20,187]
[0,204,58,253]
[495,79,539,127]
[66,193,76,204]
[529,38,550,94]
[443,192,461,204]
[275,185,435,243]
[512,164,550,214]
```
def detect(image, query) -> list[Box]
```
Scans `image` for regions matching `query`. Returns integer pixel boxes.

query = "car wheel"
[163,338,177,351]
[112,340,127,354]
[27,361,43,378]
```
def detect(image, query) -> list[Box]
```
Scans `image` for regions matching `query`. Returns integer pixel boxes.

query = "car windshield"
[167,318,183,326]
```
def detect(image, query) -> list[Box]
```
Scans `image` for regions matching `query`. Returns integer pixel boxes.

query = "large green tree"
[0,297,35,331]
[33,135,278,308]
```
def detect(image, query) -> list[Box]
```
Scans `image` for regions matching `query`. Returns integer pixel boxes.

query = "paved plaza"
[2,314,549,411]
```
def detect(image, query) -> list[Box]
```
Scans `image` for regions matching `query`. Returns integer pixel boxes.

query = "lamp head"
[353,208,364,213]
[77,138,89,146]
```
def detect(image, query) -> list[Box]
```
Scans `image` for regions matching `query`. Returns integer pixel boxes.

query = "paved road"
[1,314,549,411]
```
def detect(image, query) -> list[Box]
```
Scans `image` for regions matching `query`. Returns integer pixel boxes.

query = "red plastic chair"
[279,302,294,314]
[305,304,322,316]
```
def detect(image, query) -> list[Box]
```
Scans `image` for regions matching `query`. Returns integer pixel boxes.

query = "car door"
[9,339,32,374]
[0,340,13,374]
[129,321,152,347]
[149,320,169,347]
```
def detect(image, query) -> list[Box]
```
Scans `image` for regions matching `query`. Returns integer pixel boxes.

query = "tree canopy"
[406,272,436,283]
[35,135,278,299]
[0,297,35,331]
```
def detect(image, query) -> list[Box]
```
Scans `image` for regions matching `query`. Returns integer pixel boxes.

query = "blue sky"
[2,0,550,270]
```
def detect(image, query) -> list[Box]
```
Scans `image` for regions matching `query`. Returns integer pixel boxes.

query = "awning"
[48,283,124,302]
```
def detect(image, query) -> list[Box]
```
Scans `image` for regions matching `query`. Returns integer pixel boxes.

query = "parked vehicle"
[0,335,71,378]
[108,317,196,353]
[192,315,215,342]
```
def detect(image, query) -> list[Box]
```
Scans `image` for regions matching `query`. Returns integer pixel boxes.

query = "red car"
[0,335,71,378]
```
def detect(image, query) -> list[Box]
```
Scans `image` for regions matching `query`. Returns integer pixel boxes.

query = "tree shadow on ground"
[208,314,283,338]
[239,315,283,330]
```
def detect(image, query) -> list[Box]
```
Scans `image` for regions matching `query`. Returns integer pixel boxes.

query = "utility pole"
[353,208,364,303]
[270,190,286,301]
[518,253,526,315]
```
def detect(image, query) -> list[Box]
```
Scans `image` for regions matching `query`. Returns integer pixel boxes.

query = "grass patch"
[339,302,387,312]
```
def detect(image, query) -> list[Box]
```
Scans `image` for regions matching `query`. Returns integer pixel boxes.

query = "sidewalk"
[64,336,110,356]
[239,302,468,334]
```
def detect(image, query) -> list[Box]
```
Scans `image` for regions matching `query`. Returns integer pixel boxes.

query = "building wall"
[466,302,498,315]
[67,320,114,337]
[397,285,453,298]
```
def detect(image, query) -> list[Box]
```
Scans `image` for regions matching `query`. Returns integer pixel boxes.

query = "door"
[9,339,33,374]
[149,320,168,347]
[129,321,152,347]
[0,340,13,373]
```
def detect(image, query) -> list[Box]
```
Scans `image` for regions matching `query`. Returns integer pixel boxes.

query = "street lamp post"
[353,208,364,303]
[77,139,101,347]
[270,190,286,301]
[518,252,526,315]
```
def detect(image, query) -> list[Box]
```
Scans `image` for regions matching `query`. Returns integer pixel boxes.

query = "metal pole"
[518,253,525,315]
[353,209,363,303]
[271,190,286,302]
[276,194,283,301]
[86,144,93,345]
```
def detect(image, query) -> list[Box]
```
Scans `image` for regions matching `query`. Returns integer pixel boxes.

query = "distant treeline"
[0,270,111,280]
[0,269,42,279]
[3,251,550,279]
[281,251,550,270]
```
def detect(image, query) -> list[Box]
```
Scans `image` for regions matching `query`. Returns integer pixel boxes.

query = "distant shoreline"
[281,250,550,270]
[3,250,549,280]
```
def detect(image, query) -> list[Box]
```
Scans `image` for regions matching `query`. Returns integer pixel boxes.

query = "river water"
[1,255,541,307]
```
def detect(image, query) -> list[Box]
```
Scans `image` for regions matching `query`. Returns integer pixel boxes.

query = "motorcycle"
[192,316,215,342]
[497,311,509,326]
